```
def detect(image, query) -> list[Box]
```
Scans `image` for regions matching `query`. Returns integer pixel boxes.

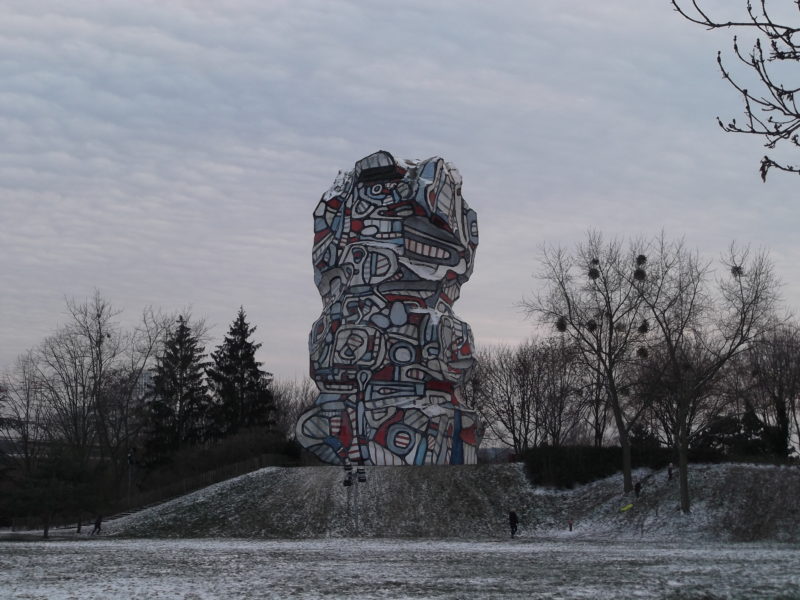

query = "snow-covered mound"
[105,462,800,542]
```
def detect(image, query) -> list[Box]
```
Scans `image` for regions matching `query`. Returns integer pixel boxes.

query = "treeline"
[2,232,797,526]
[0,292,314,535]
[474,332,799,460]
[468,232,797,512]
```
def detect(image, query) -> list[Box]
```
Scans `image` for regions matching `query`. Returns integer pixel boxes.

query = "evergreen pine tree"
[207,307,274,437]
[146,315,210,455]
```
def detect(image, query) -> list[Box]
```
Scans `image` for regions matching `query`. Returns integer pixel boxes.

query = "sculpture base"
[296,398,480,466]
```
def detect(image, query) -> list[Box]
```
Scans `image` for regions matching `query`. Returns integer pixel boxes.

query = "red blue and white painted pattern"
[296,151,481,467]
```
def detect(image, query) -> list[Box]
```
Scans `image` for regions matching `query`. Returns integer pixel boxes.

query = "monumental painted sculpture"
[296,151,480,482]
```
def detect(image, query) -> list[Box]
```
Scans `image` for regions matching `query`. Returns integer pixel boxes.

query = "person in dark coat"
[90,514,102,536]
[508,510,518,538]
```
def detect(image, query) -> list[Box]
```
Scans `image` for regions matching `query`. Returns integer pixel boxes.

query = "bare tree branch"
[673,0,800,179]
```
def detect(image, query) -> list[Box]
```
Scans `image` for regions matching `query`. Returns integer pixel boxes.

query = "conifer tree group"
[0,295,305,532]
[145,308,274,461]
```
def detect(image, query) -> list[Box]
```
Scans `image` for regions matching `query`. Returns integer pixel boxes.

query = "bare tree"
[35,292,133,472]
[672,0,800,180]
[747,321,800,454]
[1,294,176,533]
[524,232,651,492]
[473,344,541,454]
[94,307,171,484]
[0,352,49,477]
[1,351,79,537]
[474,339,586,454]
[581,364,611,447]
[271,377,316,441]
[537,338,586,447]
[636,340,733,452]
[636,236,779,512]
[22,293,172,510]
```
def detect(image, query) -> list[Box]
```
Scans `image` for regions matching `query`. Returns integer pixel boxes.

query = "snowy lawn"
[1,537,798,599]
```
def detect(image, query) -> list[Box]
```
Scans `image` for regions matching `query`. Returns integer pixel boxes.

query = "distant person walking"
[634,481,642,498]
[509,510,518,538]
[668,463,673,481]
[90,514,102,536]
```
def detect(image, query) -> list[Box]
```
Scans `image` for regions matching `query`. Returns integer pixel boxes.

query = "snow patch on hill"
[104,462,800,542]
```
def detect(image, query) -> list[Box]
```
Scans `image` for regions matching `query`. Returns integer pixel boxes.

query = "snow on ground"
[1,537,799,599]
[3,464,800,598]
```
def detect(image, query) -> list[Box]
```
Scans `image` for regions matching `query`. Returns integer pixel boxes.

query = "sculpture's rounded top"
[313,150,478,289]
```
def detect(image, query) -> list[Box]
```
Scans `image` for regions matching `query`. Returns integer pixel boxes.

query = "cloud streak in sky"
[1,0,798,377]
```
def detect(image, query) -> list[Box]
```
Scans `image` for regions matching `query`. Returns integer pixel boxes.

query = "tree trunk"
[610,395,633,493]
[620,428,633,493]
[678,424,691,514]
[775,400,790,457]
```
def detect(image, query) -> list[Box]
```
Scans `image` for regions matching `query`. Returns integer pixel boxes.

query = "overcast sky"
[2,0,798,380]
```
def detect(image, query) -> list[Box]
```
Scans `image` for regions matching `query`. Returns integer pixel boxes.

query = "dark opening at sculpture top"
[296,150,480,476]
